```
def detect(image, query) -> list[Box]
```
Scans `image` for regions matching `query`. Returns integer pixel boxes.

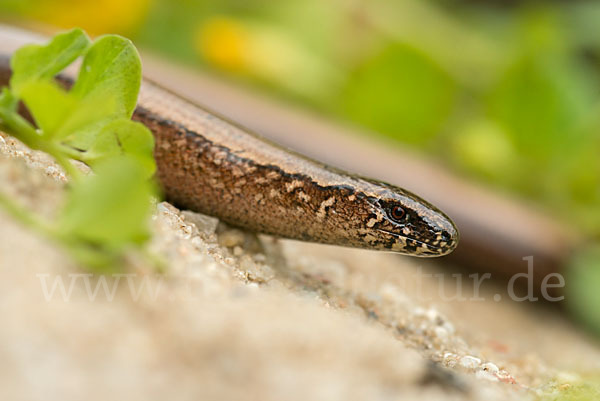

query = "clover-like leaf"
[58,156,157,249]
[55,92,119,141]
[65,35,143,150]
[71,35,142,118]
[10,28,90,96]
[1,28,160,272]
[19,79,120,142]
[82,118,156,177]
[19,80,76,137]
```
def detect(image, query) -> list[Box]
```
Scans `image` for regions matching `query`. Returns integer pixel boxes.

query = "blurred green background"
[4,0,597,236]
[1,0,599,325]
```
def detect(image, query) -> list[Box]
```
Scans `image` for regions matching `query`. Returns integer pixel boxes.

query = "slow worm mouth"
[376,229,443,252]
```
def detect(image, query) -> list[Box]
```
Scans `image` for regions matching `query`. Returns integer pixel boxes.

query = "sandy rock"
[0,133,598,401]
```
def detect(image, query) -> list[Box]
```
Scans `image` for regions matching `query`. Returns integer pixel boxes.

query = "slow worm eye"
[389,205,406,222]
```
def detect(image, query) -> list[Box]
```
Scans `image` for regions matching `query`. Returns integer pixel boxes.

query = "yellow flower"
[194,16,248,72]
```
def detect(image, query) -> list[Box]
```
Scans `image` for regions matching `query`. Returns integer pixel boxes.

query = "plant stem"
[0,109,82,181]
[0,107,41,149]
[42,142,83,181]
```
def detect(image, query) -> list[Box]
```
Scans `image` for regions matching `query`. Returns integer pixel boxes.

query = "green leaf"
[19,80,119,141]
[1,28,158,272]
[0,88,18,111]
[58,156,157,248]
[54,92,118,141]
[10,28,90,96]
[82,119,156,177]
[65,35,143,151]
[71,35,142,118]
[19,80,76,137]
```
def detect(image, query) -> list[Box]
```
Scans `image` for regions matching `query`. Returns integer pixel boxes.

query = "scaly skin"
[0,54,459,256]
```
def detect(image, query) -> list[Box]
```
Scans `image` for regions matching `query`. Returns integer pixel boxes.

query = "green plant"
[0,28,158,271]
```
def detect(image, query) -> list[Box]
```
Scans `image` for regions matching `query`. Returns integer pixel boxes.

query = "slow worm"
[0,44,458,257]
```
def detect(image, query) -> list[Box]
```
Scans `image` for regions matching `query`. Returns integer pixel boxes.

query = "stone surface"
[0,132,598,401]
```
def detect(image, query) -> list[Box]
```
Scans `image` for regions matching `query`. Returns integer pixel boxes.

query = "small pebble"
[459,355,481,370]
[442,352,458,368]
[481,362,499,374]
[476,370,499,382]
[181,210,219,235]
[157,202,176,215]
[45,165,58,175]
